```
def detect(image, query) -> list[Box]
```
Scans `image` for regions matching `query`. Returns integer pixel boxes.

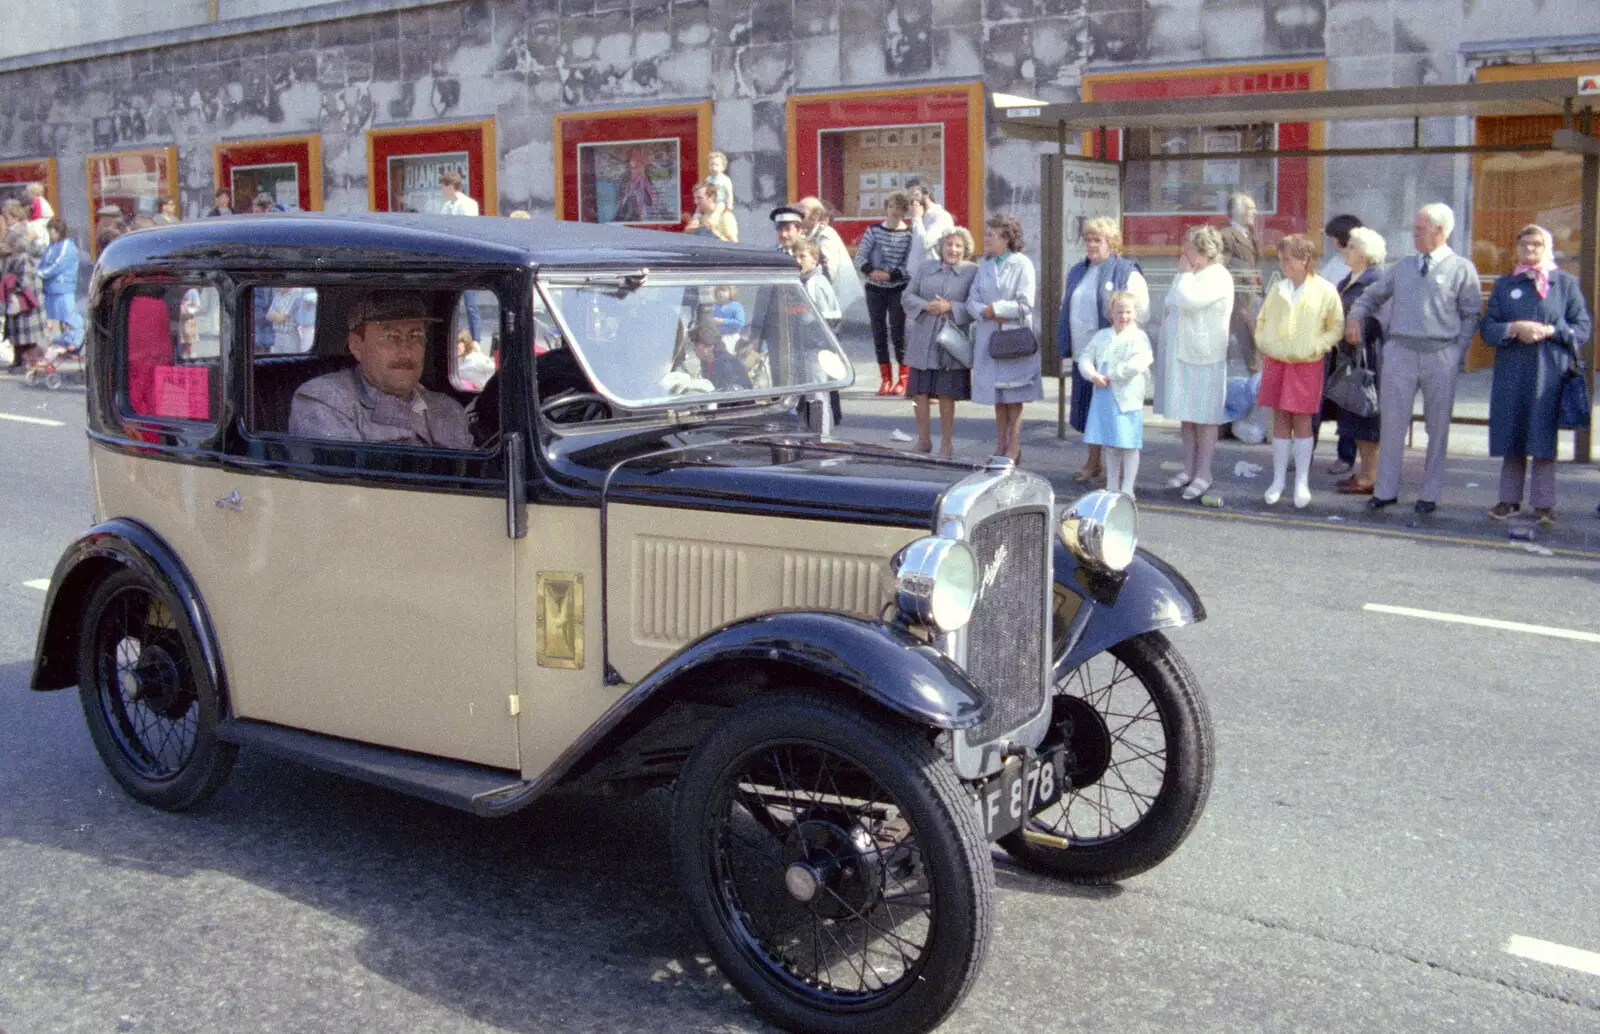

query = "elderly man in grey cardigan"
[1346,203,1482,515]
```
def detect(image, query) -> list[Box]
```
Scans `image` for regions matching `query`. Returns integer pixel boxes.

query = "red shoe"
[875,362,894,396]
[891,366,909,396]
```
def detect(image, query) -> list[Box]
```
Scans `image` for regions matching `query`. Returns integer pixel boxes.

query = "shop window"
[122,285,219,423]
[818,124,945,220]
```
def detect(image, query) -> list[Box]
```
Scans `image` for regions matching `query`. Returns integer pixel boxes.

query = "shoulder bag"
[1323,342,1377,418]
[935,317,973,368]
[987,319,1038,360]
[1557,338,1592,431]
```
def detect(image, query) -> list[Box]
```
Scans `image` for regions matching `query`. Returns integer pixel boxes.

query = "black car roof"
[96,213,795,276]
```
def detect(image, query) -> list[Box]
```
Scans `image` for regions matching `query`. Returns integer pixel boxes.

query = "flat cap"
[346,290,444,331]
[769,205,804,226]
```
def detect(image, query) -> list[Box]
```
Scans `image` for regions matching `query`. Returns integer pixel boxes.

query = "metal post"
[1042,151,1066,439]
[1579,107,1598,464]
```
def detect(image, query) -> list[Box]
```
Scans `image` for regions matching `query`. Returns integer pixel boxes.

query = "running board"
[216,718,536,818]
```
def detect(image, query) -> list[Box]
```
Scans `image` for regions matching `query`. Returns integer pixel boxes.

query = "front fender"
[31,518,225,696]
[1054,541,1205,676]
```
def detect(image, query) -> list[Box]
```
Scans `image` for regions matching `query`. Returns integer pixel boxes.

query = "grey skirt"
[908,366,971,400]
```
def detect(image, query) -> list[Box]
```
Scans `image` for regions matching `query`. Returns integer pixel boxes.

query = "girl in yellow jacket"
[1254,233,1344,507]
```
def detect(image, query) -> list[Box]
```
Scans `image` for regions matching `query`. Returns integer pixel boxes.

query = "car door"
[210,276,520,771]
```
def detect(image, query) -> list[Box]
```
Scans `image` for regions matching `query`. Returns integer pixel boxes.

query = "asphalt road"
[2,374,1598,1034]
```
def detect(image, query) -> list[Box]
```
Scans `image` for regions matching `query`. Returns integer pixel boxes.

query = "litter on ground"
[1233,461,1263,479]
[889,429,914,443]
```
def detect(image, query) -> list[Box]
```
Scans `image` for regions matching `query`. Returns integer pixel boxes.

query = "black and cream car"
[32,214,1214,1034]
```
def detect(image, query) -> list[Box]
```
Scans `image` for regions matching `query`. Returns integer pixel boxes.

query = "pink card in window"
[151,365,210,420]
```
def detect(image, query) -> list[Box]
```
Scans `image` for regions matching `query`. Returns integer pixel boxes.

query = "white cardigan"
[1164,263,1234,366]
[1077,324,1154,414]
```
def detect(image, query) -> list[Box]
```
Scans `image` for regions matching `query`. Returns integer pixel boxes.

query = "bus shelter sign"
[1061,159,1122,269]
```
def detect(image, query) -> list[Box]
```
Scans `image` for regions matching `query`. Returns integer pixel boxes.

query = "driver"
[287,291,472,448]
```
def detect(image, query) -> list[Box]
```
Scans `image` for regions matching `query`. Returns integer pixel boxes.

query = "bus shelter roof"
[995,77,1596,142]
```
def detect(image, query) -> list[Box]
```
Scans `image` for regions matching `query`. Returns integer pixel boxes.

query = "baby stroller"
[25,330,86,391]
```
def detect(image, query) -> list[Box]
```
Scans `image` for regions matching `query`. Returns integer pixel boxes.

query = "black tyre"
[76,568,237,811]
[1000,631,1213,884]
[672,691,993,1034]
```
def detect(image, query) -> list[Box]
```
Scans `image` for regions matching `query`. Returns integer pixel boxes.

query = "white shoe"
[1264,480,1284,505]
[1294,483,1311,508]
[1166,472,1192,489]
[1181,479,1210,501]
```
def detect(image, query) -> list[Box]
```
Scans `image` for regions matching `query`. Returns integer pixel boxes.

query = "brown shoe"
[1337,479,1375,495]
[1486,502,1520,521]
[1533,507,1556,527]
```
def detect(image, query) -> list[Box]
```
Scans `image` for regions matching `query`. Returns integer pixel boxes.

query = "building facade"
[0,0,1596,286]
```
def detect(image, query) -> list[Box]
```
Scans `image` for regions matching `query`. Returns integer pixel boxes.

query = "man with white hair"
[1346,202,1482,514]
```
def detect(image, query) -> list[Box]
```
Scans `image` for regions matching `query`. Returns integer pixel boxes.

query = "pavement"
[828,332,1600,556]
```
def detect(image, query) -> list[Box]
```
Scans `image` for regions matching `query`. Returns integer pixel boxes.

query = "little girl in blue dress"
[1077,291,1154,498]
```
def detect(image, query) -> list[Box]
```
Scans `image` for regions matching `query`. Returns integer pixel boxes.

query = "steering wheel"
[540,390,614,424]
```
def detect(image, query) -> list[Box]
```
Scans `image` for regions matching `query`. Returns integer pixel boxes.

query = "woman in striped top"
[856,191,916,395]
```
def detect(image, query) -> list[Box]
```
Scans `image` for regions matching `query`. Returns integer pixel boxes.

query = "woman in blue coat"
[1482,224,1592,526]
[37,218,80,345]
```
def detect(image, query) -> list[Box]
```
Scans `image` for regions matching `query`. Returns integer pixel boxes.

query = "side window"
[448,290,500,393]
[252,286,319,355]
[122,285,220,423]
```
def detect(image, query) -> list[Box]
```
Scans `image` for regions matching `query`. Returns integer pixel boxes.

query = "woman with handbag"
[1482,224,1593,526]
[968,214,1040,463]
[0,230,48,371]
[1155,224,1232,500]
[1328,226,1388,494]
[902,227,978,456]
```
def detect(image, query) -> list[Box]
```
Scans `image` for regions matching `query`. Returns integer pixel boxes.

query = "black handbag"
[1557,340,1591,431]
[1324,343,1377,418]
[987,323,1038,360]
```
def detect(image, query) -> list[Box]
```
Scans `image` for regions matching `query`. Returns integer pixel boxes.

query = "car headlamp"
[894,536,978,632]
[1059,490,1138,572]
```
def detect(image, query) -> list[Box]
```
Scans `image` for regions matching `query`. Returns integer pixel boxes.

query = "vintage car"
[32,214,1213,1034]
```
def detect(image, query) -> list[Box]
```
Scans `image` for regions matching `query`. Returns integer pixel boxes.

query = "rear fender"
[1053,541,1205,677]
[31,518,225,698]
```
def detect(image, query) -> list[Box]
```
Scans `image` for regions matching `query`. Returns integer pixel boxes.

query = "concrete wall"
[0,0,1596,282]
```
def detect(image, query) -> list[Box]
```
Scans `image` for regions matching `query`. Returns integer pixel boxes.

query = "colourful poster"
[577,138,682,225]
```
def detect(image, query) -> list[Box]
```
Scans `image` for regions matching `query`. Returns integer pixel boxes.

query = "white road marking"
[0,412,65,427]
[1363,603,1600,644]
[24,579,51,591]
[1504,935,1600,976]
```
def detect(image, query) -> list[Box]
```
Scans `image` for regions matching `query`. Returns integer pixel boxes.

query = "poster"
[577,138,681,225]
[1202,132,1242,187]
[151,365,212,421]
[387,151,470,214]
[1060,159,1123,270]
[820,123,944,218]
[231,162,302,212]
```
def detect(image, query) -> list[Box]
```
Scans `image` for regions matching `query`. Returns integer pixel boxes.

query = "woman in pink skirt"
[1253,233,1344,507]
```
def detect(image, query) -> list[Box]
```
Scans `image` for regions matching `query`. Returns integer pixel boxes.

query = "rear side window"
[123,285,221,423]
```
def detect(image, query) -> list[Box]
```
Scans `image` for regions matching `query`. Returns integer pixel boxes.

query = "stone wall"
[0,0,1596,278]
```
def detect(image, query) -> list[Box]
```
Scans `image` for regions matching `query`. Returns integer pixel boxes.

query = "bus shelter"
[997,77,1599,461]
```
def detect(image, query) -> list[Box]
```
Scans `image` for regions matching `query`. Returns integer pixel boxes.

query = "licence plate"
[975,747,1065,842]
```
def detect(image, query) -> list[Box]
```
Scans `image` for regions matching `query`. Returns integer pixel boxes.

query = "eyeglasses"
[376,327,429,346]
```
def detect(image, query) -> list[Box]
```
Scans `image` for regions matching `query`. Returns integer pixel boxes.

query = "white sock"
[1104,449,1123,493]
[1120,449,1141,498]
[1266,437,1290,503]
[1293,437,1314,505]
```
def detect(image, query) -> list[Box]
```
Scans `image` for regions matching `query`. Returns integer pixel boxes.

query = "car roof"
[96,213,796,276]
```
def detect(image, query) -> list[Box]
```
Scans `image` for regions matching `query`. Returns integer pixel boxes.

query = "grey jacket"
[1348,247,1481,352]
[287,367,472,448]
[902,259,978,370]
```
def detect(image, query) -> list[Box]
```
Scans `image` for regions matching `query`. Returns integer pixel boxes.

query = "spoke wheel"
[674,692,992,1034]
[76,569,236,811]
[999,631,1213,884]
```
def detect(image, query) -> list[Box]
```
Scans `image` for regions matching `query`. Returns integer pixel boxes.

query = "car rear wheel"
[673,691,993,1034]
[76,568,237,811]
[999,631,1213,884]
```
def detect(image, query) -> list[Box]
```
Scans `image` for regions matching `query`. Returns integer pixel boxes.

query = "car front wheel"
[76,568,237,811]
[1000,630,1214,884]
[672,691,993,1034]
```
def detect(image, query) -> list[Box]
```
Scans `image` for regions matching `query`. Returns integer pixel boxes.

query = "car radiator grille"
[963,510,1049,746]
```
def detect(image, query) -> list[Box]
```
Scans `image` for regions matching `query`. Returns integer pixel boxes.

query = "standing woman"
[0,232,48,370]
[1219,192,1262,371]
[1253,233,1344,507]
[1331,226,1388,494]
[856,190,916,395]
[1154,224,1232,499]
[37,218,80,346]
[968,214,1040,462]
[1483,224,1593,525]
[1057,216,1147,484]
[903,226,979,457]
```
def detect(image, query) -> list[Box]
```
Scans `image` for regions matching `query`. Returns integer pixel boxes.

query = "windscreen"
[539,276,852,409]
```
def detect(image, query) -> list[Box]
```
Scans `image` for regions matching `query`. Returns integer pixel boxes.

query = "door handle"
[214,490,243,511]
